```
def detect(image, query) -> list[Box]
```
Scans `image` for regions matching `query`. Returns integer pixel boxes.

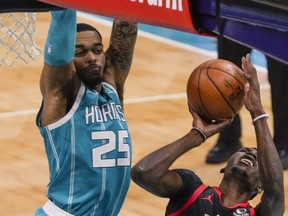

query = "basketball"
[187,59,247,121]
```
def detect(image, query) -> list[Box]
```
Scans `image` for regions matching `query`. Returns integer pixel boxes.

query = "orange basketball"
[187,59,247,122]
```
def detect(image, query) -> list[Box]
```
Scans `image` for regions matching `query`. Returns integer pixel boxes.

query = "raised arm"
[242,54,284,215]
[104,19,138,104]
[40,9,78,126]
[131,111,232,197]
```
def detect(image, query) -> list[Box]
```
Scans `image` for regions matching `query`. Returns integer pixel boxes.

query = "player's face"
[74,31,106,86]
[225,148,260,189]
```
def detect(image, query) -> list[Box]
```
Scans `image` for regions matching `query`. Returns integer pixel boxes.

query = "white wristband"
[192,127,207,141]
[252,113,269,125]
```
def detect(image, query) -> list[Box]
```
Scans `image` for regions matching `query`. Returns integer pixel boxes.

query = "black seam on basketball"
[208,68,246,86]
[200,61,219,120]
[198,67,215,120]
[206,68,244,114]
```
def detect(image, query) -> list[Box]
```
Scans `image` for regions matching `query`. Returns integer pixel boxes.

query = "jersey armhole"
[167,183,206,216]
[103,82,118,96]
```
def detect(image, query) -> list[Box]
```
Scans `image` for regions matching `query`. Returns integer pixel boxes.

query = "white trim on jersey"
[47,82,85,130]
[43,200,74,216]
[102,82,118,96]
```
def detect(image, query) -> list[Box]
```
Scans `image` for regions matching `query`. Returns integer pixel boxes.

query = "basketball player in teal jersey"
[34,9,137,215]
[131,54,284,216]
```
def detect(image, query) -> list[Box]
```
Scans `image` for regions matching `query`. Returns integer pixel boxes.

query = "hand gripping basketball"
[187,59,247,122]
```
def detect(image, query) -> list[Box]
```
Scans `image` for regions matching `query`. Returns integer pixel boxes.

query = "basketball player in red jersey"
[131,54,284,216]
[206,37,288,170]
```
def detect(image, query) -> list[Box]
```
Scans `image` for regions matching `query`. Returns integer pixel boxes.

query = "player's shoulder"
[102,82,117,94]
[173,169,203,189]
[173,169,199,179]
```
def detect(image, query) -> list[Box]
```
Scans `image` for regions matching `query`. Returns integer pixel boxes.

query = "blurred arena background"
[0,3,287,215]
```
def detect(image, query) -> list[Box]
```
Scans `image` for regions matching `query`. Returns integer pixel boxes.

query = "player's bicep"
[108,19,137,71]
[39,63,78,126]
[105,20,137,90]
[258,192,285,216]
[40,62,75,97]
[135,169,183,198]
[156,170,184,198]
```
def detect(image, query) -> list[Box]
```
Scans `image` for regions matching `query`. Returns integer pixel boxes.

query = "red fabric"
[38,0,202,34]
[167,183,207,216]
[213,186,251,209]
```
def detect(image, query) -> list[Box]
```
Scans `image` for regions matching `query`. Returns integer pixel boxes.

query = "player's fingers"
[218,117,234,130]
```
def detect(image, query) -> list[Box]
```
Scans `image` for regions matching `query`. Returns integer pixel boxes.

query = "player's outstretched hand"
[241,54,264,114]
[190,110,233,140]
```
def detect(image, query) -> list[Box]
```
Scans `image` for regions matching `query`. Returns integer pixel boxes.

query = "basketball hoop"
[0,12,40,67]
[0,0,61,67]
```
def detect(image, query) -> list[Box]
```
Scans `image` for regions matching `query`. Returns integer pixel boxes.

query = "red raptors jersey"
[165,169,260,216]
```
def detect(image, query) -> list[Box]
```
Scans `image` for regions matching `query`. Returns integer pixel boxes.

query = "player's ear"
[220,167,226,173]
[256,185,263,194]
[248,185,263,200]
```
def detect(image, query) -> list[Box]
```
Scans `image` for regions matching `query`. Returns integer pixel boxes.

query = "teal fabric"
[44,9,76,66]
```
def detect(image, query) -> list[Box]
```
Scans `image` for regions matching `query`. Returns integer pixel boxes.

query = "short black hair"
[76,23,102,40]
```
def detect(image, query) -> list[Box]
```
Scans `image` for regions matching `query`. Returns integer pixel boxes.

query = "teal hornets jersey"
[36,82,132,216]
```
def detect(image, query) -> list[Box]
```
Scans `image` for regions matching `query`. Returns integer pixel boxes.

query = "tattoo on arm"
[108,21,138,71]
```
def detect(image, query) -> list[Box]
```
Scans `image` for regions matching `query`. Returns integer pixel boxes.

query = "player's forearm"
[107,19,138,72]
[131,130,202,196]
[44,9,76,66]
[252,111,283,182]
[253,115,284,212]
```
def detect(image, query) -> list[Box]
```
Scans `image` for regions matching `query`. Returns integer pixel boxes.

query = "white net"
[0,12,40,67]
